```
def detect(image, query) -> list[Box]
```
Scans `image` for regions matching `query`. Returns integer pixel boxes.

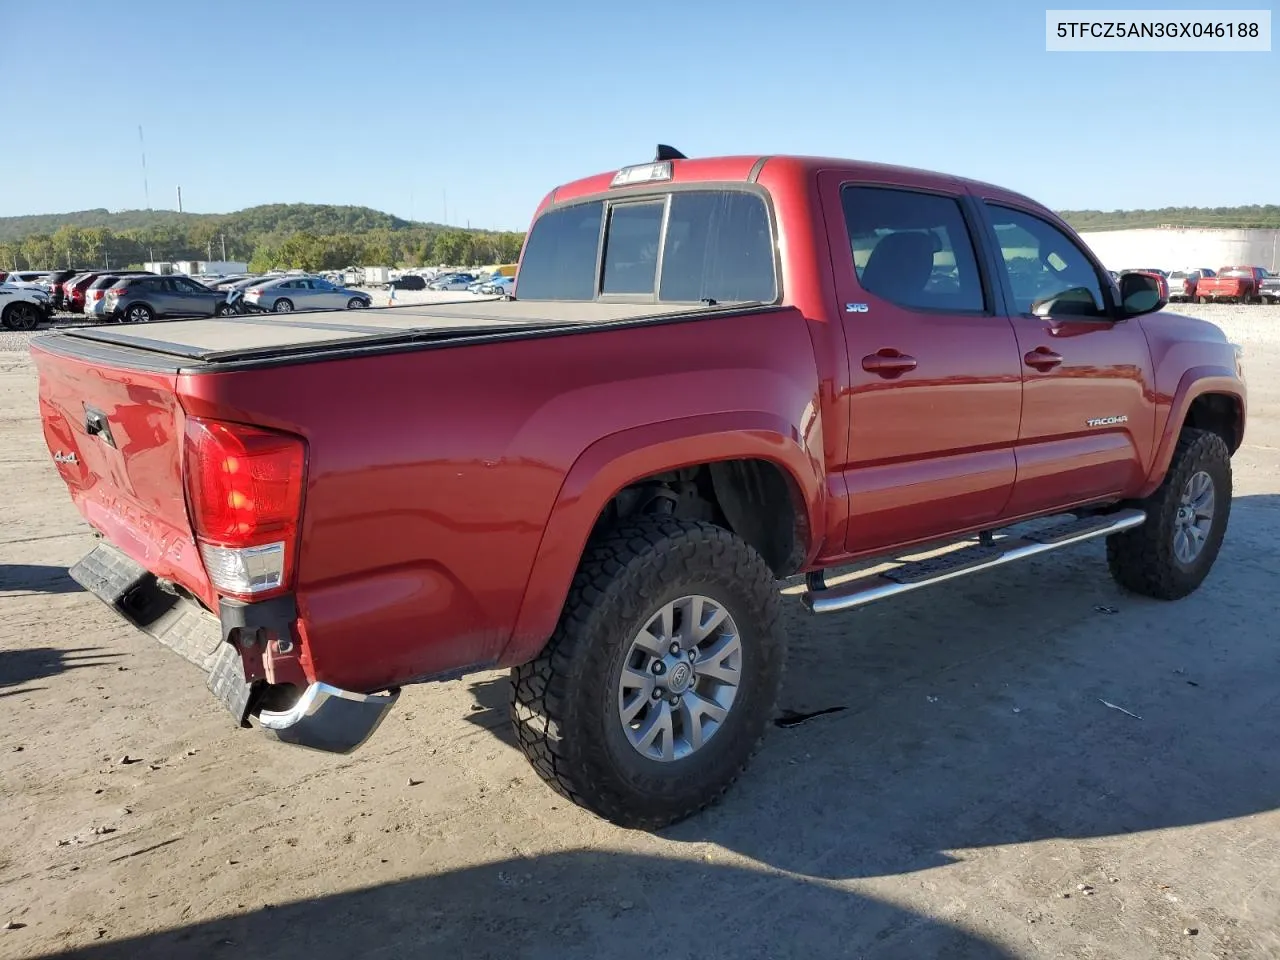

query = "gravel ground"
[1,301,1278,959]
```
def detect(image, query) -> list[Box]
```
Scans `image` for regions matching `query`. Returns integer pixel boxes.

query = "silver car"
[244,276,373,313]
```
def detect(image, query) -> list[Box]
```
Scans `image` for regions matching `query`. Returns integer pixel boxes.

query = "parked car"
[0,280,53,330]
[243,275,373,313]
[31,149,1245,829]
[3,270,54,286]
[389,274,427,291]
[104,274,232,323]
[1259,272,1280,304]
[61,272,98,313]
[44,269,82,310]
[478,276,515,296]
[1195,266,1270,303]
[1166,268,1216,303]
[84,274,126,318]
[427,273,476,291]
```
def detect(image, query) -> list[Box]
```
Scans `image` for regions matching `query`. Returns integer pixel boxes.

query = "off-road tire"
[1106,428,1231,600]
[510,517,786,829]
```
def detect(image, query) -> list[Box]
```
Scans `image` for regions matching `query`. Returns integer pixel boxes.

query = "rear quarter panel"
[176,310,826,693]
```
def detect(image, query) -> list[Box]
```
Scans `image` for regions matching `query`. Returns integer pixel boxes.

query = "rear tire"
[510,517,786,829]
[1106,428,1231,600]
[273,298,294,313]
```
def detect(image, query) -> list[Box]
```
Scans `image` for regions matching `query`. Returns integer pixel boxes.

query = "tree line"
[1059,204,1280,232]
[0,203,527,272]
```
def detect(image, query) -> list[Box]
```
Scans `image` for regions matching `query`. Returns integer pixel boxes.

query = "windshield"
[516,189,777,303]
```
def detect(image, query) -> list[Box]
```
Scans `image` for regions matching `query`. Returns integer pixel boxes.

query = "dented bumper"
[67,541,395,754]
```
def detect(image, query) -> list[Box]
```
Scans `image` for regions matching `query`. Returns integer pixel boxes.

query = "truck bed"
[34,298,728,369]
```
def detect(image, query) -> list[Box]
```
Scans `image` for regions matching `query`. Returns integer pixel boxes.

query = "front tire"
[2,302,41,331]
[124,304,154,324]
[346,297,366,310]
[273,298,294,313]
[510,517,786,829]
[1106,428,1231,600]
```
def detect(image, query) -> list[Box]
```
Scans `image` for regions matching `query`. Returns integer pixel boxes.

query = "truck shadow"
[0,563,84,595]
[456,494,1280,882]
[26,850,1017,960]
[0,646,123,697]
[660,492,1280,879]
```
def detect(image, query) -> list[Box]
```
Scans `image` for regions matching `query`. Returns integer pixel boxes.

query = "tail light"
[248,288,262,297]
[91,289,104,300]
[109,287,127,296]
[183,418,307,600]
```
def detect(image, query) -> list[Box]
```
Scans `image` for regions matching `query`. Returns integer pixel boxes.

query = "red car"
[30,149,1246,828]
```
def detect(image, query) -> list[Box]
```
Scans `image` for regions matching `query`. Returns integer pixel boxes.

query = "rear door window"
[841,186,986,313]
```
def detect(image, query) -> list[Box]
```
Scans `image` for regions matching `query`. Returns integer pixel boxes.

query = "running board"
[802,509,1146,614]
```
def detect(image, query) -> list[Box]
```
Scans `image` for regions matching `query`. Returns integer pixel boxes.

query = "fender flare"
[1139,365,1244,498]
[499,410,824,666]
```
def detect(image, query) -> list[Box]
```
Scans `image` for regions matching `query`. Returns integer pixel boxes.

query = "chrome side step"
[802,509,1146,614]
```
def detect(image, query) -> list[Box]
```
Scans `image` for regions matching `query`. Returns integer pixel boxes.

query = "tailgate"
[31,345,214,607]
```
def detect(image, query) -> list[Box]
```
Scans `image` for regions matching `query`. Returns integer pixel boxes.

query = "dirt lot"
[2,304,1279,960]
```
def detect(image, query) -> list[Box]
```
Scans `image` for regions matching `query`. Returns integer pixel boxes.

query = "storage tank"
[1077,227,1280,272]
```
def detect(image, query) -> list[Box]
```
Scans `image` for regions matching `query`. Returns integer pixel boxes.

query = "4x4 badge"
[53,450,79,465]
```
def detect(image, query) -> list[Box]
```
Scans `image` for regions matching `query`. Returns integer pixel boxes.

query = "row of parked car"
[0,268,376,324]
[386,271,516,295]
[1109,265,1280,304]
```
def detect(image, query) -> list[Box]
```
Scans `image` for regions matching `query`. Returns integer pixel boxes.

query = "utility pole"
[177,185,183,213]
[139,125,150,210]
[220,234,227,260]
[443,189,448,226]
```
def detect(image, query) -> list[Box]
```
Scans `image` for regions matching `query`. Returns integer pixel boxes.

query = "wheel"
[273,298,294,313]
[2,302,41,331]
[346,297,366,310]
[510,517,786,829]
[125,304,154,324]
[1106,428,1232,600]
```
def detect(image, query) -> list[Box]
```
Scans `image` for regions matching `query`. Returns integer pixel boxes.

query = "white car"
[0,282,53,330]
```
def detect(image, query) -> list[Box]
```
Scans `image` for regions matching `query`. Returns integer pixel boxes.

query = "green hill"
[0,203,522,273]
[1059,205,1280,232]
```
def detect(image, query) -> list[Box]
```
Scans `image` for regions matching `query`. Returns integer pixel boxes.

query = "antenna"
[138,125,151,210]
[654,144,687,161]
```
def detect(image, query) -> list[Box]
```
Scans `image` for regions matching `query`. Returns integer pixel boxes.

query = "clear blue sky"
[7,0,1277,228]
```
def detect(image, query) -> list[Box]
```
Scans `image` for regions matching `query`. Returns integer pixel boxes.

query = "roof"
[545,152,1048,218]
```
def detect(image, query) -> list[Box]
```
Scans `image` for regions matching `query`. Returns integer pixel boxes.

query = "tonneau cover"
[44,299,705,364]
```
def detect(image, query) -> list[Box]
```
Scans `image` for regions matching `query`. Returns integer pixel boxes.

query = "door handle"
[862,349,917,378]
[1024,347,1063,371]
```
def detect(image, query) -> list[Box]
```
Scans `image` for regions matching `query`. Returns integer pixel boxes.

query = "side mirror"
[1031,286,1107,319]
[1118,271,1168,318]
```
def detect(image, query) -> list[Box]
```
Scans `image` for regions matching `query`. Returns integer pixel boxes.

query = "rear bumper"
[68,541,397,753]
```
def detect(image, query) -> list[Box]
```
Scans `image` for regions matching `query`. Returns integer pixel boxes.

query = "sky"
[6,0,1277,229]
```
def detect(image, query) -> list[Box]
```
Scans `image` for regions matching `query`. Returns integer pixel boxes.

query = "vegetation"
[1058,205,1280,232]
[0,203,526,272]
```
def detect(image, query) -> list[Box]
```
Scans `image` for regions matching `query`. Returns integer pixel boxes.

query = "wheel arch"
[500,412,824,666]
[1139,366,1244,498]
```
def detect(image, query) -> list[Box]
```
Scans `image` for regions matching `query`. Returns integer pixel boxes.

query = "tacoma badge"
[1086,416,1128,427]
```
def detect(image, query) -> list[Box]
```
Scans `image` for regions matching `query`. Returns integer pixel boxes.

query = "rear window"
[516,189,776,303]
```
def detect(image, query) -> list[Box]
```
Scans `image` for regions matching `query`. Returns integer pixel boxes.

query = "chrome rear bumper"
[258,682,400,754]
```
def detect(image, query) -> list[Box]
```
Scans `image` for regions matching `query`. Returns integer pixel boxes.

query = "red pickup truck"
[31,148,1247,828]
[1195,265,1271,303]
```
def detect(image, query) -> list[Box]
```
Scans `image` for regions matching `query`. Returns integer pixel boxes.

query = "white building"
[1078,227,1280,273]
